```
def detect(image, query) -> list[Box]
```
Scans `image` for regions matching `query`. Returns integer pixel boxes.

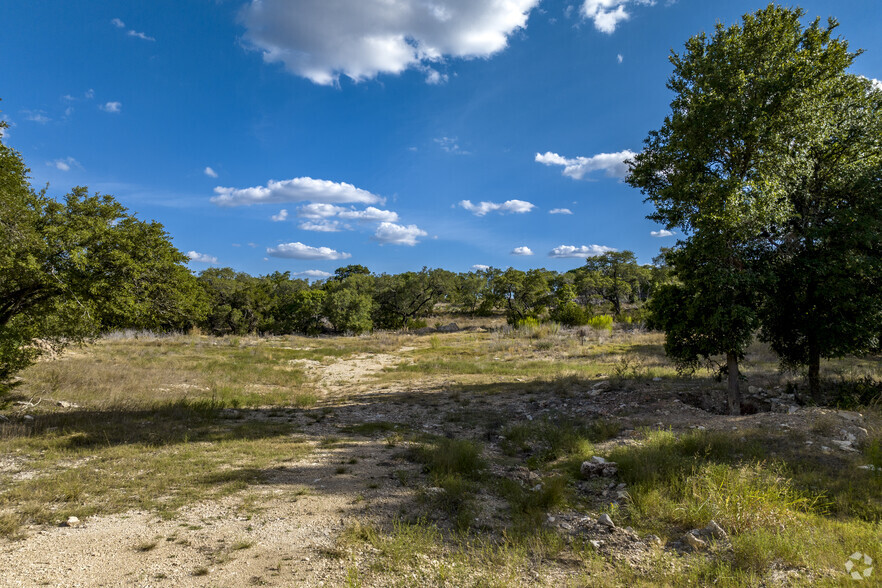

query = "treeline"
[191,251,672,336]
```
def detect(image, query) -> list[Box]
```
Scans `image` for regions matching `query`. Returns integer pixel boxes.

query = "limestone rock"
[597,514,615,528]
[684,532,707,551]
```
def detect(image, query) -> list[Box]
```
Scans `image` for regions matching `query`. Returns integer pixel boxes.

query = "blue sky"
[2,1,881,279]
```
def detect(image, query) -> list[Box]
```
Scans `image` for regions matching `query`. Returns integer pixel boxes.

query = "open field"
[1,324,880,587]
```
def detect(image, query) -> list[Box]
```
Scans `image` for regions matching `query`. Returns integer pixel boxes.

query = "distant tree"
[451,270,494,315]
[628,5,855,413]
[490,268,552,324]
[322,271,375,334]
[373,268,454,329]
[331,264,371,281]
[285,289,327,335]
[0,129,205,386]
[576,251,641,316]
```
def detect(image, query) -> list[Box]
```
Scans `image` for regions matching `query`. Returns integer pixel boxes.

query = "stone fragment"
[684,532,707,551]
[704,520,727,540]
[597,514,615,528]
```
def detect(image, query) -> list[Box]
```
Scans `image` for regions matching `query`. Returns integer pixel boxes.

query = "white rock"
[591,456,607,464]
[589,540,604,549]
[597,514,615,528]
[684,532,707,551]
[704,520,727,540]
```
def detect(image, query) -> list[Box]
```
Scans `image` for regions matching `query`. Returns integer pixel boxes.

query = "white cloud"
[187,251,219,264]
[112,17,155,41]
[581,0,655,34]
[240,0,540,85]
[459,199,535,216]
[549,244,616,258]
[23,110,50,124]
[212,177,383,207]
[100,101,122,113]
[267,242,351,260]
[127,30,155,41]
[298,220,343,232]
[271,209,289,222]
[651,229,674,238]
[338,206,399,223]
[48,157,81,172]
[372,222,427,246]
[535,150,635,180]
[870,78,882,92]
[471,264,490,271]
[85,89,95,99]
[294,270,332,279]
[435,136,469,155]
[549,208,573,215]
[204,166,218,178]
[297,203,347,218]
[617,53,623,64]
[511,246,534,256]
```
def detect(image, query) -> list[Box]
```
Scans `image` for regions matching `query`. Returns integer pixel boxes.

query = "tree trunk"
[808,341,821,401]
[727,351,741,415]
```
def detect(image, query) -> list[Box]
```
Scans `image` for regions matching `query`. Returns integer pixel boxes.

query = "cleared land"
[1,323,880,587]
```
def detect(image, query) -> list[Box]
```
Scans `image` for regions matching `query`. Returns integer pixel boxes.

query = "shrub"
[586,315,614,332]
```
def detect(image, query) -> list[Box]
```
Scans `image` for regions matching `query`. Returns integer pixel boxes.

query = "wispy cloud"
[549,244,616,258]
[271,209,288,222]
[535,150,635,180]
[23,110,50,124]
[471,264,490,271]
[187,251,218,264]
[267,242,351,260]
[48,157,81,172]
[512,246,534,256]
[112,18,154,41]
[651,229,674,238]
[212,177,382,207]
[372,222,427,246]
[294,270,332,279]
[435,136,470,155]
[459,199,535,216]
[100,101,122,113]
[204,166,218,178]
[549,208,573,215]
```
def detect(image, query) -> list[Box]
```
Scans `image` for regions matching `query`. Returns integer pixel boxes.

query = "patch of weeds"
[0,512,26,539]
[319,436,343,448]
[231,539,254,550]
[192,566,209,576]
[135,540,158,552]
[498,475,569,531]
[336,466,348,475]
[501,417,617,465]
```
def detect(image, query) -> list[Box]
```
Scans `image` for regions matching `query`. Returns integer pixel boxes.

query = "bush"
[586,315,614,332]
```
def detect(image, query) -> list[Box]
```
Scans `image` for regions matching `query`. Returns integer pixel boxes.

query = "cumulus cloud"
[581,0,655,34]
[549,244,616,258]
[459,199,535,216]
[187,251,219,264]
[298,220,343,232]
[271,209,289,222]
[549,208,573,215]
[372,222,427,246]
[471,264,490,271]
[48,157,81,172]
[651,229,674,238]
[535,150,635,180]
[240,0,540,85]
[212,177,383,207]
[204,166,218,178]
[294,270,332,278]
[617,53,623,64]
[511,246,534,256]
[338,206,399,223]
[297,203,346,218]
[267,242,351,260]
[100,101,122,113]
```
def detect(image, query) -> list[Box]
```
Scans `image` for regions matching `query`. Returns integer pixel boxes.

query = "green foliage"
[629,5,863,411]
[0,133,205,385]
[492,268,552,325]
[576,251,648,315]
[585,315,613,332]
[373,268,453,329]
